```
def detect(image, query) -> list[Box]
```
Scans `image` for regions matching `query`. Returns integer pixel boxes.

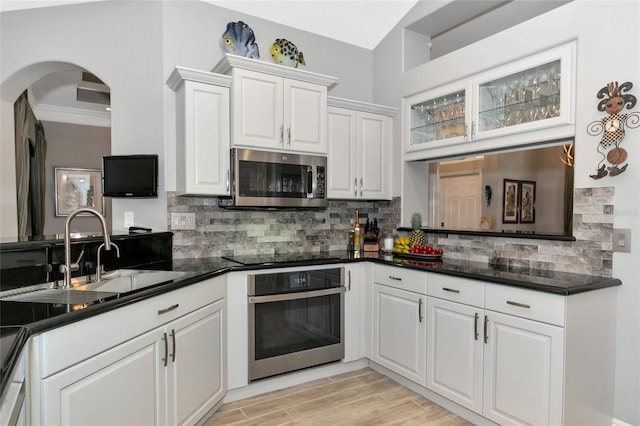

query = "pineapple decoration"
[409,212,426,247]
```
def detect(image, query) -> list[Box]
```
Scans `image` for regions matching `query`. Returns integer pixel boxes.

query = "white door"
[427,298,483,414]
[285,78,327,154]
[483,311,564,426]
[327,107,358,199]
[168,300,226,426]
[359,112,389,199]
[372,284,426,385]
[179,80,230,196]
[343,263,362,362]
[232,68,283,150]
[438,173,481,230]
[42,329,165,426]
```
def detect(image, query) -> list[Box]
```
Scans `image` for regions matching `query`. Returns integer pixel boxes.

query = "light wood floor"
[203,368,472,425]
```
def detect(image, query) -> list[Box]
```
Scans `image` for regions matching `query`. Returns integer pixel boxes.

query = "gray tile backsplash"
[168,186,614,276]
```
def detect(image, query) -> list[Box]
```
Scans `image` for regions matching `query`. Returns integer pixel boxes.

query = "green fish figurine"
[270,38,305,68]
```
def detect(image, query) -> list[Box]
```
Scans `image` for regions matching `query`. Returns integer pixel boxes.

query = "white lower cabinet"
[372,283,426,386]
[482,310,563,426]
[343,263,363,363]
[34,277,227,426]
[426,297,483,413]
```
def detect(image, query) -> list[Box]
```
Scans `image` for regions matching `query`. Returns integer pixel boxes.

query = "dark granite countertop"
[0,251,621,401]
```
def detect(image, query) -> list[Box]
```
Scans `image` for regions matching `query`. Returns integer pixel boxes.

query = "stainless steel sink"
[0,269,192,304]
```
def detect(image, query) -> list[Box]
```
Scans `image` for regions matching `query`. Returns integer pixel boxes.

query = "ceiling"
[2,0,570,126]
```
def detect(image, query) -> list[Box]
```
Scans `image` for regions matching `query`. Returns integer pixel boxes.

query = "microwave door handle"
[249,286,346,304]
[307,169,313,195]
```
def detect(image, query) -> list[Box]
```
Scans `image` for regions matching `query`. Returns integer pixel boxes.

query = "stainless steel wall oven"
[248,267,345,381]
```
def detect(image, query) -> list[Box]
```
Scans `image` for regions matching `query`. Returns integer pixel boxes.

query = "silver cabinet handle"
[484,315,489,344]
[418,298,423,323]
[354,178,358,196]
[249,286,346,304]
[162,332,168,367]
[442,287,460,293]
[287,126,291,146]
[170,329,176,362]
[158,304,179,315]
[389,275,402,281]
[280,125,284,146]
[507,300,531,309]
[226,169,230,192]
[359,178,363,197]
[474,312,479,340]
[347,270,351,291]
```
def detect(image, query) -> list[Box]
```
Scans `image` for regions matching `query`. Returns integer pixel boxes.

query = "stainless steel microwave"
[223,148,327,208]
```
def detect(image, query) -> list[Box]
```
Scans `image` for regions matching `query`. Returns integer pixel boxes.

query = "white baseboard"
[612,418,634,426]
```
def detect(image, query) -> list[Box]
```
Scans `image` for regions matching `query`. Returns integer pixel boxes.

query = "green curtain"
[31,121,47,235]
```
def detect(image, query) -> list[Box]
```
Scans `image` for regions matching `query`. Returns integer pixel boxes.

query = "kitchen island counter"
[0,252,621,403]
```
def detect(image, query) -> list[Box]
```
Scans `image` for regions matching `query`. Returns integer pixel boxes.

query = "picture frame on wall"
[502,179,519,223]
[519,180,536,223]
[55,167,103,216]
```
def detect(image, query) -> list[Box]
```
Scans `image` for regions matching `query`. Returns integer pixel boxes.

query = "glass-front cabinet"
[409,81,472,147]
[405,42,575,159]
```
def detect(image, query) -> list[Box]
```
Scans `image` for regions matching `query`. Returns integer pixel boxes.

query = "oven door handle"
[248,286,346,304]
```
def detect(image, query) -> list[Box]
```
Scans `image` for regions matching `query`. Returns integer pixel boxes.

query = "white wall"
[0,0,373,238]
[373,0,640,423]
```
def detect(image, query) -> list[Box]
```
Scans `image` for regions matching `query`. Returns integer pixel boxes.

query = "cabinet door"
[472,42,575,142]
[285,78,327,154]
[232,68,284,150]
[177,80,230,196]
[327,107,358,199]
[404,80,471,155]
[483,311,564,426]
[426,297,483,414]
[167,299,226,426]
[343,263,362,362]
[358,112,389,199]
[372,284,426,385]
[42,329,165,426]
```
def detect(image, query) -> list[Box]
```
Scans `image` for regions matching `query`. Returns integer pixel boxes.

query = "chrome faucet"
[96,241,120,281]
[60,207,112,289]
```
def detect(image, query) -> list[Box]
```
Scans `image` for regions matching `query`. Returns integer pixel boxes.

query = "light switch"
[613,228,631,253]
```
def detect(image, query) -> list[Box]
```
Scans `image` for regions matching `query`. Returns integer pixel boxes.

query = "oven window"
[254,294,341,360]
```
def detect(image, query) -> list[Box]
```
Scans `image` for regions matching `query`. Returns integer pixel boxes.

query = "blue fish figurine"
[270,38,305,68]
[219,21,260,59]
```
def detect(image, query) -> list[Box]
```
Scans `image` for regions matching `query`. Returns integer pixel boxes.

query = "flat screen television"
[102,155,158,197]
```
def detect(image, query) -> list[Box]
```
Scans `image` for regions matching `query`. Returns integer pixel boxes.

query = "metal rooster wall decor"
[587,81,639,178]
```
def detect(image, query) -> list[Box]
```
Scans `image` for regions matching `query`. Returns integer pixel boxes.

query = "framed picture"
[55,167,103,216]
[519,180,536,223]
[502,179,519,223]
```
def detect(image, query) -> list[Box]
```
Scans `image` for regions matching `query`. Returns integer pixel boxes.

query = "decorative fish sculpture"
[270,38,305,68]
[219,21,260,59]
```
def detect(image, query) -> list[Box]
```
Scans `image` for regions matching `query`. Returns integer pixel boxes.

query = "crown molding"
[33,103,110,127]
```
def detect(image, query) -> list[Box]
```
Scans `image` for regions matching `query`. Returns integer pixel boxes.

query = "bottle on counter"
[353,210,361,253]
[348,219,355,252]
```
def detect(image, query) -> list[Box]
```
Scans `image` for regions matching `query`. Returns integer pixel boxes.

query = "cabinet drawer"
[427,274,484,307]
[485,284,565,326]
[373,264,427,294]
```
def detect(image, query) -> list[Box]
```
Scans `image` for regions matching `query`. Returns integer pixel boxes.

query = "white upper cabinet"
[213,54,337,155]
[327,97,396,200]
[168,67,232,196]
[405,42,576,160]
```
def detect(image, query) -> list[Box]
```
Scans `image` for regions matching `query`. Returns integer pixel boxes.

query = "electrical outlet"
[613,228,631,253]
[170,213,196,230]
[124,211,134,228]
